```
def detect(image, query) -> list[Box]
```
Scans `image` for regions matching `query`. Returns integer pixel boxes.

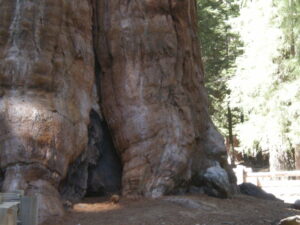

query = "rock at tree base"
[202,164,232,198]
[239,183,279,200]
[293,200,300,210]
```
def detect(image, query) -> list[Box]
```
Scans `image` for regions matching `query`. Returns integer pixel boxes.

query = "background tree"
[228,0,300,170]
[197,0,243,163]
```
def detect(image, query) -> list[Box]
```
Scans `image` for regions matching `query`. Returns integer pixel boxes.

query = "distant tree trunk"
[227,105,235,165]
[294,144,300,170]
[290,0,296,57]
[269,148,294,171]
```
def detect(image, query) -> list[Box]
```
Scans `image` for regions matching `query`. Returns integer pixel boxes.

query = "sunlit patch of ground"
[73,202,122,213]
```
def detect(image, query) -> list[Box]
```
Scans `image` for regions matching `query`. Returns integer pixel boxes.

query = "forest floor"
[42,194,299,225]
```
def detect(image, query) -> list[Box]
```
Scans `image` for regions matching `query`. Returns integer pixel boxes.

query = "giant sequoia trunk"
[0,0,236,223]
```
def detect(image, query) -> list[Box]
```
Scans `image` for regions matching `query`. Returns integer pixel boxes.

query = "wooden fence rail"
[234,166,300,184]
[247,170,300,178]
[234,165,300,203]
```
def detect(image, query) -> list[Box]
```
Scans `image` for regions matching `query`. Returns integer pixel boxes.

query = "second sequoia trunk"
[95,0,236,198]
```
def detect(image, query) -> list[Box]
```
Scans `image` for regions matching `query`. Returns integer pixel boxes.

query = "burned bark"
[59,109,122,201]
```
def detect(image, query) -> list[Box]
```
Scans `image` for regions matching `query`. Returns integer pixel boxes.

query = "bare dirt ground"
[43,194,299,225]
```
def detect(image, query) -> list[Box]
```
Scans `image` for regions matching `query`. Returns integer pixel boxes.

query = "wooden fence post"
[20,196,38,225]
[295,144,300,170]
[234,165,246,184]
[0,202,19,225]
[0,191,38,225]
[243,167,247,183]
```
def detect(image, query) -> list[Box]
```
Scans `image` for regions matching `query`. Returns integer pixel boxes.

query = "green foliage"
[197,0,300,169]
[197,0,243,135]
[228,0,300,167]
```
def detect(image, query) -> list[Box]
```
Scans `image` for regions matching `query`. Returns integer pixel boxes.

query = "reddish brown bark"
[95,0,236,198]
